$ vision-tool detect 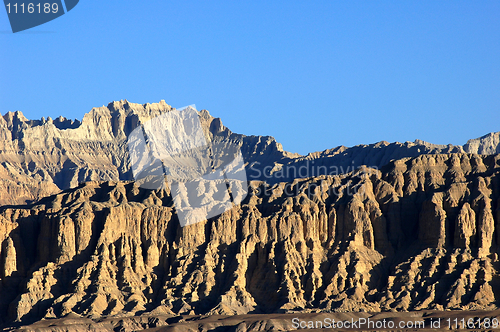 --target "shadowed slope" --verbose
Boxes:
[0,153,499,326]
